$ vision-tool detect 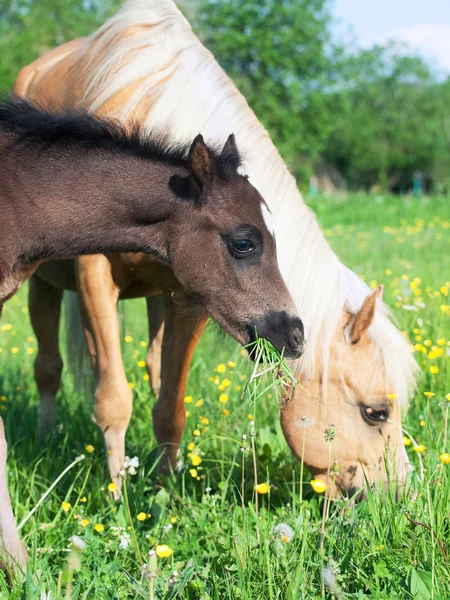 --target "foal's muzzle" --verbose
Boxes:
[247,312,305,359]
